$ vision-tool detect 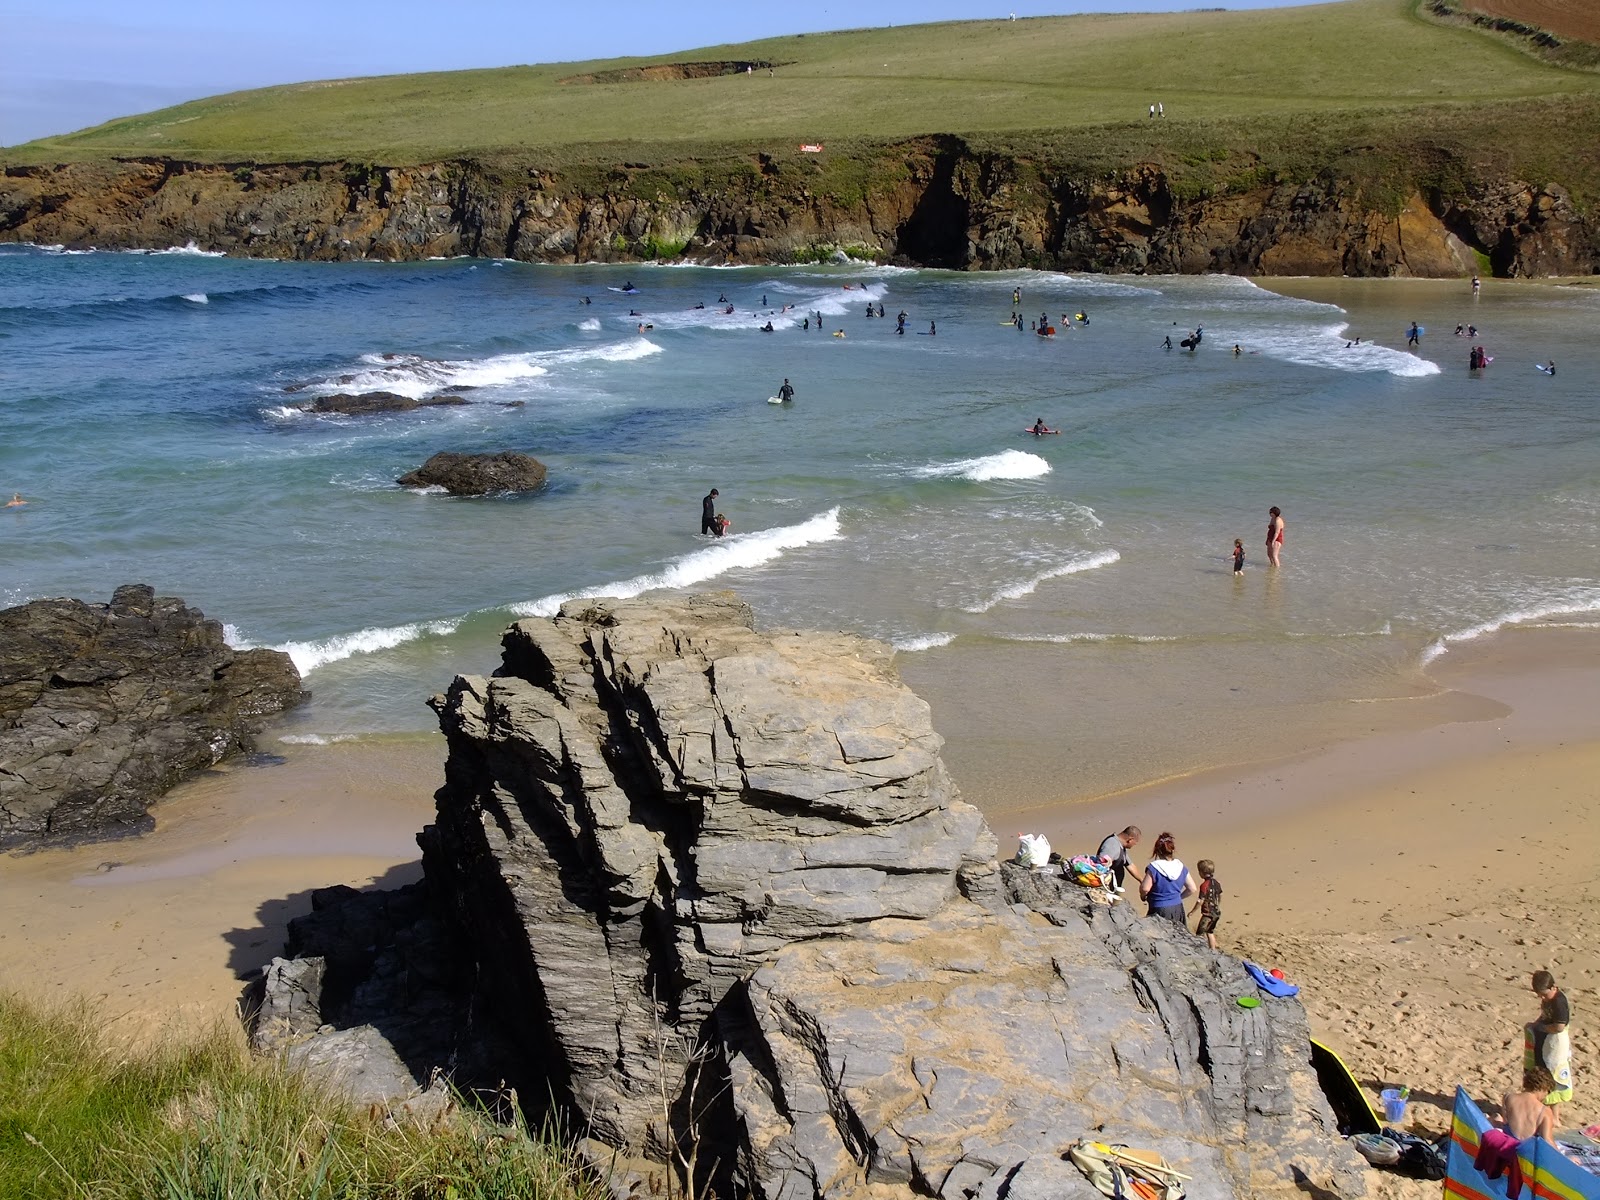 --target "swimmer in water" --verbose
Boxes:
[6,493,25,507]
[1233,344,1242,356]
[1163,335,1173,350]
